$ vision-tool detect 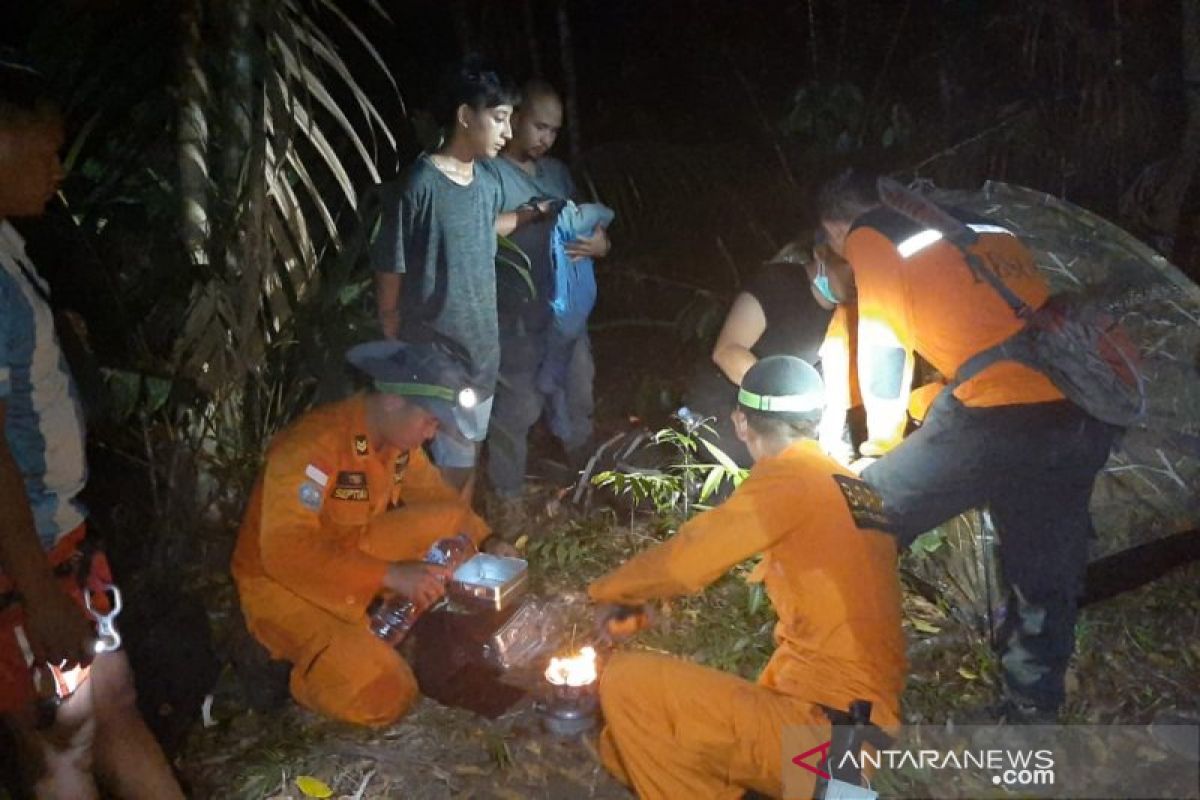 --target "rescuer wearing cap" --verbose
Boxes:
[816,170,1117,721]
[231,338,513,726]
[588,356,906,800]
